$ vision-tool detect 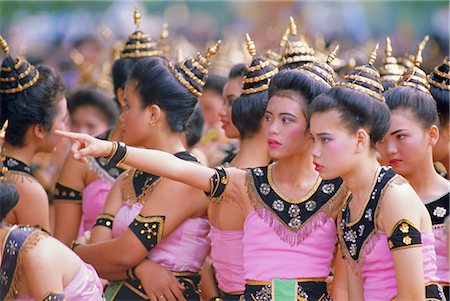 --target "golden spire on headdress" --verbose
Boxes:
[0,35,9,54]
[335,42,385,102]
[414,35,429,68]
[380,37,405,85]
[327,45,339,64]
[134,4,141,27]
[246,33,256,57]
[206,40,221,61]
[300,45,339,88]
[160,23,169,40]
[394,35,430,94]
[289,16,297,36]
[279,27,290,51]
[368,43,379,66]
